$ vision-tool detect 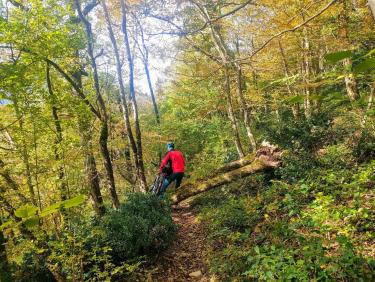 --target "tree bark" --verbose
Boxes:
[0,159,28,203]
[78,117,105,216]
[342,0,359,101]
[361,81,374,127]
[302,26,312,118]
[171,155,280,204]
[135,17,160,124]
[224,66,245,158]
[102,0,144,191]
[206,5,253,156]
[75,0,120,208]
[278,40,300,119]
[46,63,68,201]
[13,102,36,205]
[235,62,257,152]
[72,65,106,216]
[120,0,148,192]
[369,0,375,20]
